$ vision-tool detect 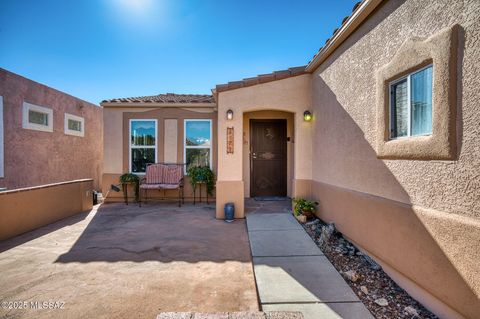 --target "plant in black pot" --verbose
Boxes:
[119,173,140,203]
[187,166,215,196]
[292,198,319,219]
